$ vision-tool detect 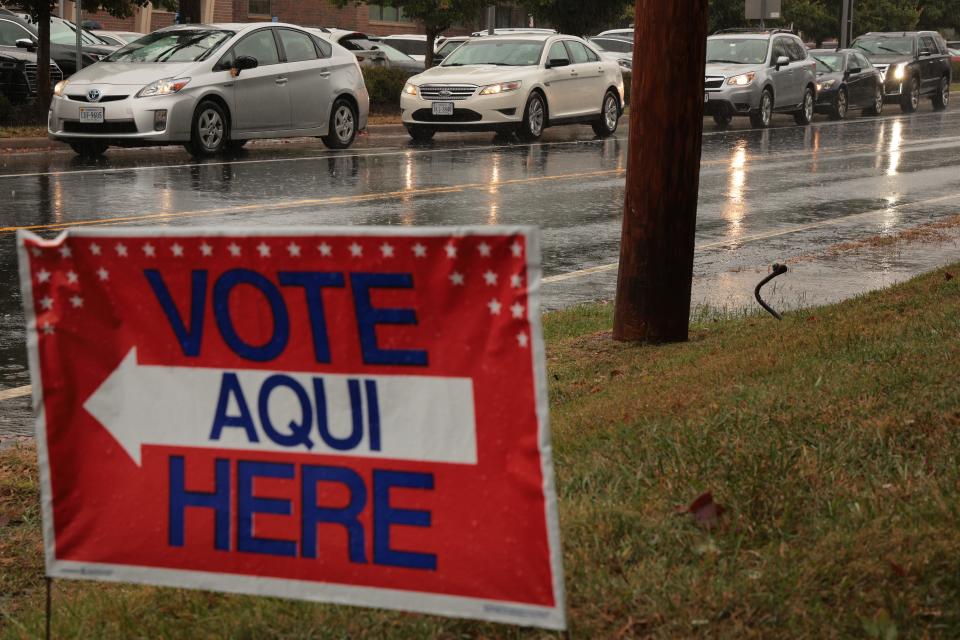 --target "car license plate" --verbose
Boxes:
[431,102,454,116]
[704,93,709,103]
[79,107,104,123]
